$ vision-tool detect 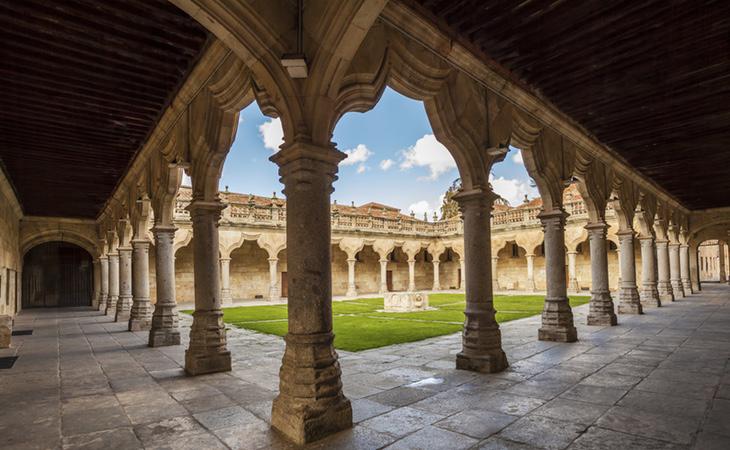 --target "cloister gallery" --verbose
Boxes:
[1,1,730,449]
